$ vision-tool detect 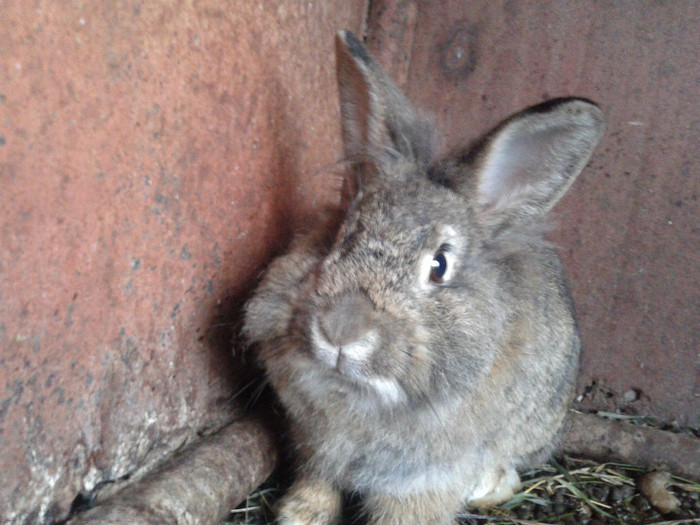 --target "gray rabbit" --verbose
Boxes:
[244,30,604,525]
